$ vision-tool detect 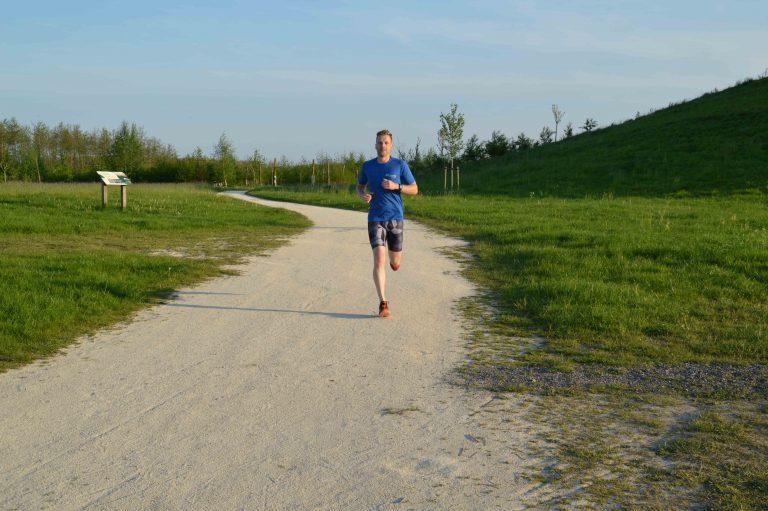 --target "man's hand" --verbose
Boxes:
[357,184,373,204]
[381,178,399,190]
